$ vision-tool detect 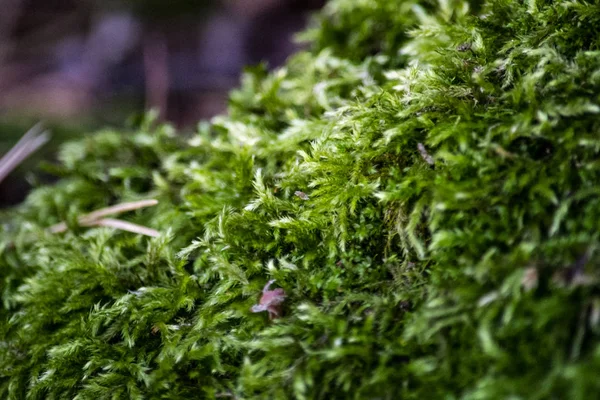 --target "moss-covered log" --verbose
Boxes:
[3,0,600,398]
